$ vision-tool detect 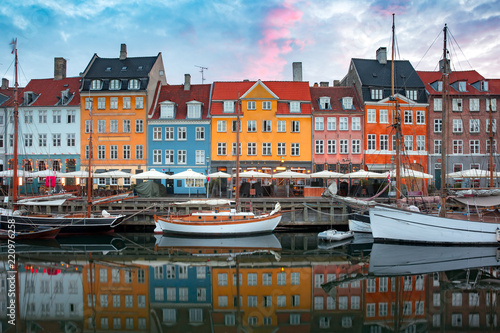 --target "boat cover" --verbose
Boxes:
[452,195,500,207]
